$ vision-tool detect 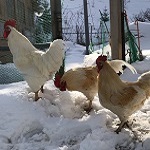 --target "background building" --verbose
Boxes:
[0,0,34,63]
